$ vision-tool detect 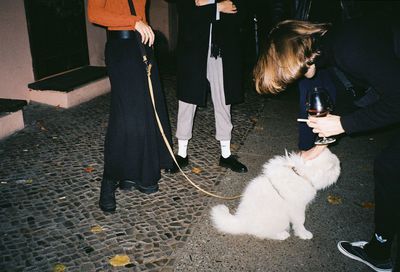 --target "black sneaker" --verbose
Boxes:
[337,241,393,272]
[164,155,189,174]
[219,155,248,173]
